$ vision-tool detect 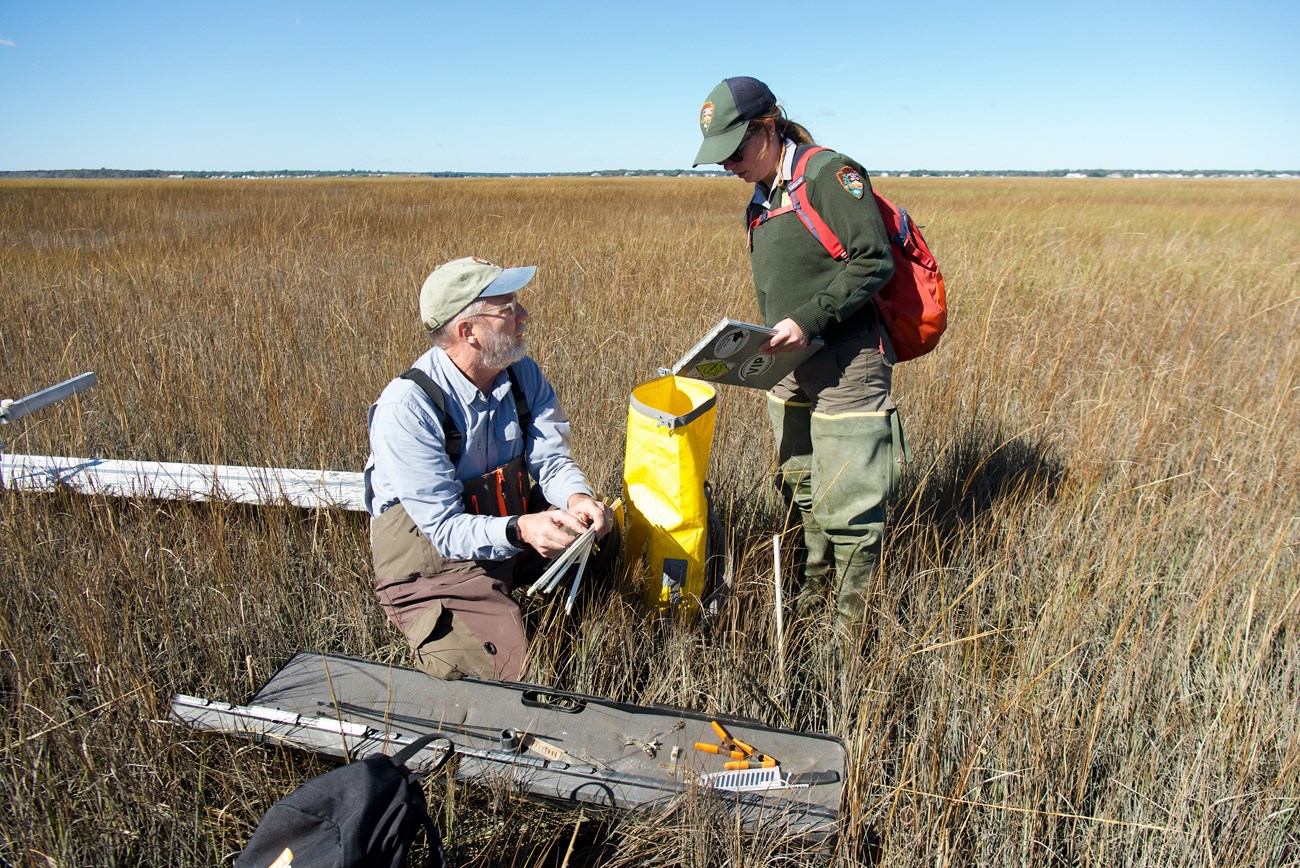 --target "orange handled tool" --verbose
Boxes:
[723,756,779,770]
[695,720,779,770]
[693,741,748,760]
